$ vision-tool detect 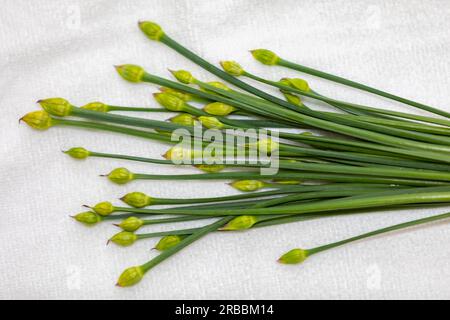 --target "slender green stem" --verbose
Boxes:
[108,106,172,112]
